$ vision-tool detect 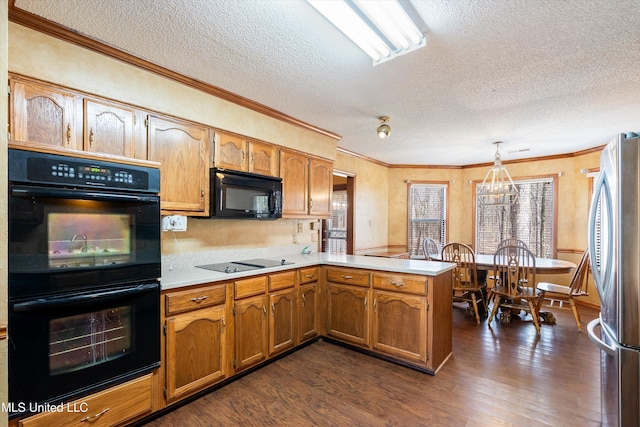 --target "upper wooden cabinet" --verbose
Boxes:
[147,115,209,216]
[84,98,136,158]
[309,158,333,217]
[280,149,332,218]
[215,131,279,177]
[9,76,79,149]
